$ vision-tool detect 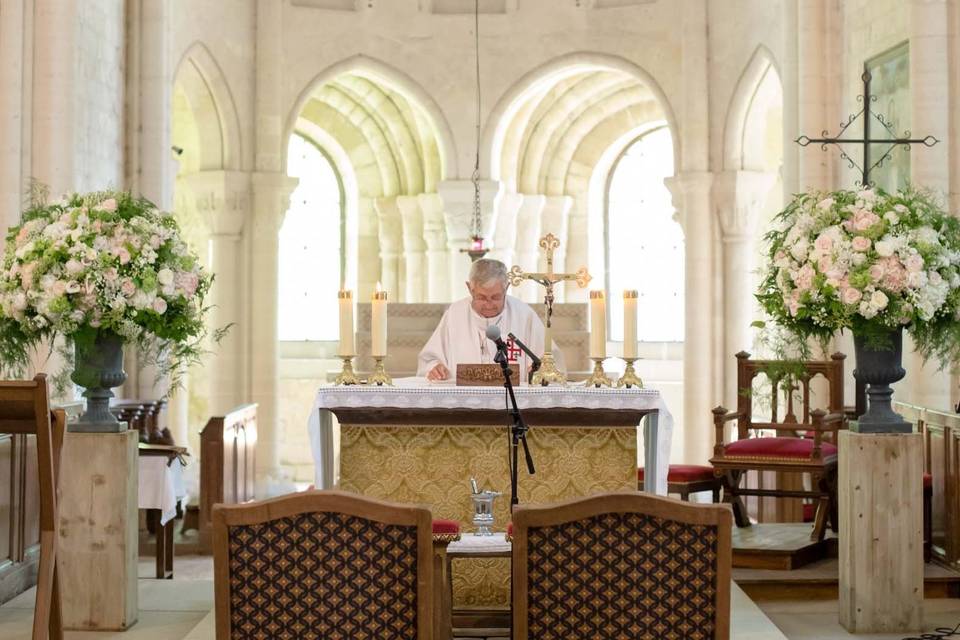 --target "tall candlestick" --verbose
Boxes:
[371,284,388,358]
[338,290,355,357]
[623,290,638,359]
[589,290,606,359]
